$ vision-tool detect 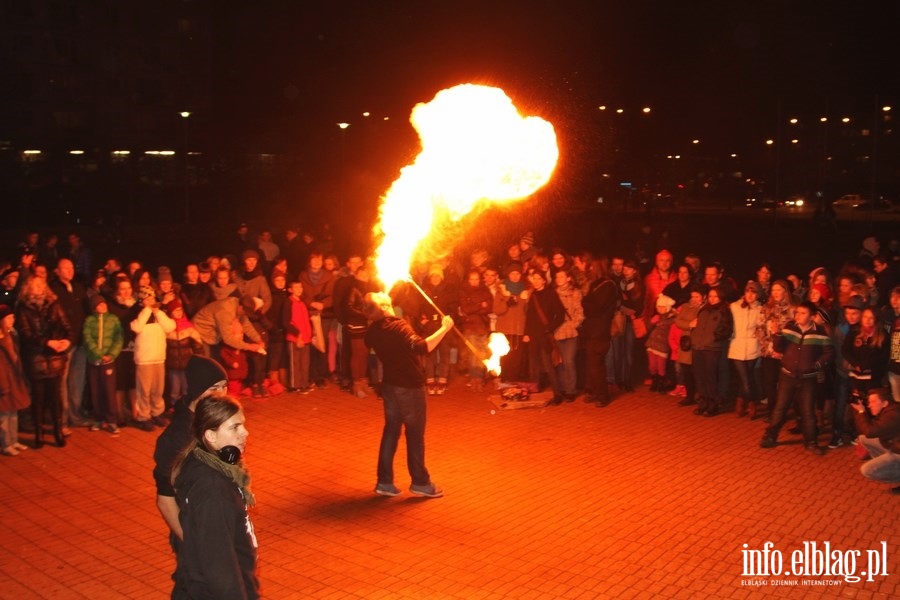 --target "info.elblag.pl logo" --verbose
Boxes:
[741,541,889,586]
